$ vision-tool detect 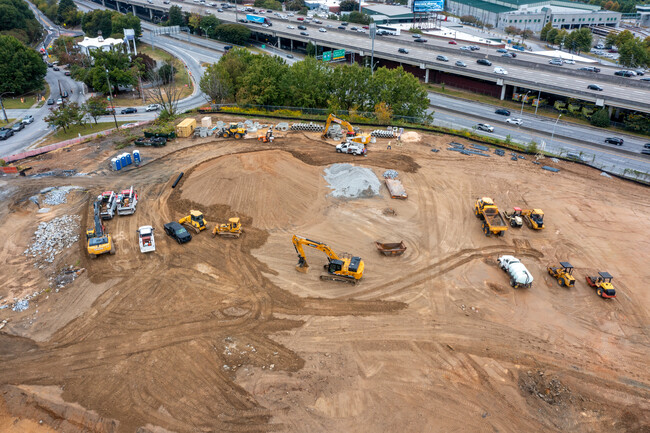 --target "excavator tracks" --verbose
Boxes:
[319,275,358,284]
